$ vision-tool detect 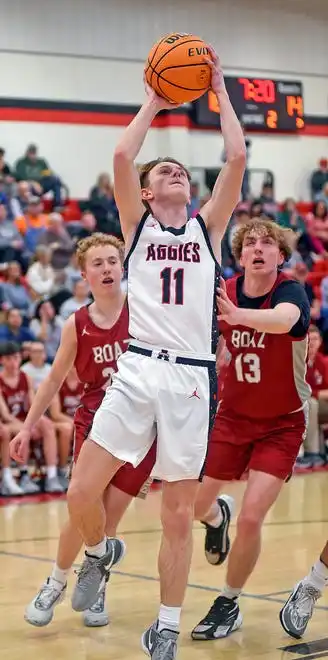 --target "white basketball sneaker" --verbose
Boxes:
[25,577,67,626]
